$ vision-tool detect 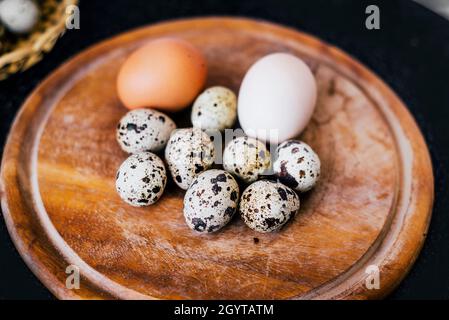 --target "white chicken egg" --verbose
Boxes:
[116,108,176,154]
[0,0,39,34]
[238,53,317,144]
[239,180,300,233]
[183,169,239,233]
[191,86,237,131]
[165,128,215,190]
[273,140,321,192]
[223,136,271,183]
